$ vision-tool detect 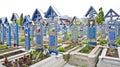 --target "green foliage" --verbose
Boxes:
[96,7,105,24]
[97,31,102,36]
[20,13,23,26]
[30,37,33,41]
[0,45,10,50]
[58,46,65,52]
[44,45,48,49]
[19,37,25,42]
[83,39,88,44]
[80,44,92,53]
[117,36,120,46]
[67,33,72,38]
[82,64,87,67]
[19,37,33,42]
[100,39,108,45]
